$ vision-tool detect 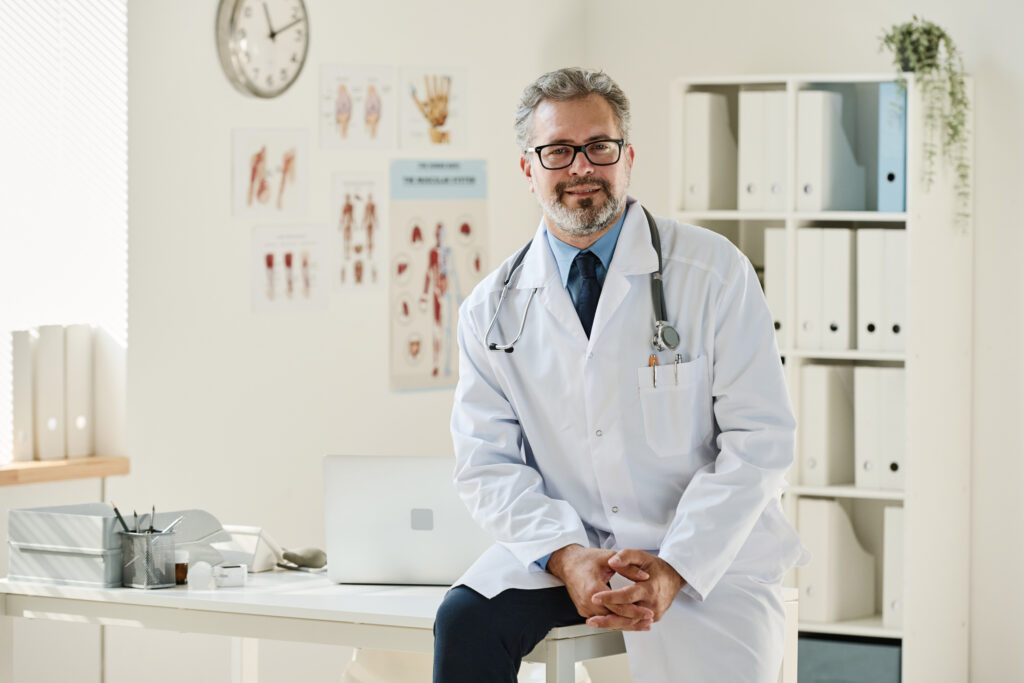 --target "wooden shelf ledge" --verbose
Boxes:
[0,455,130,487]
